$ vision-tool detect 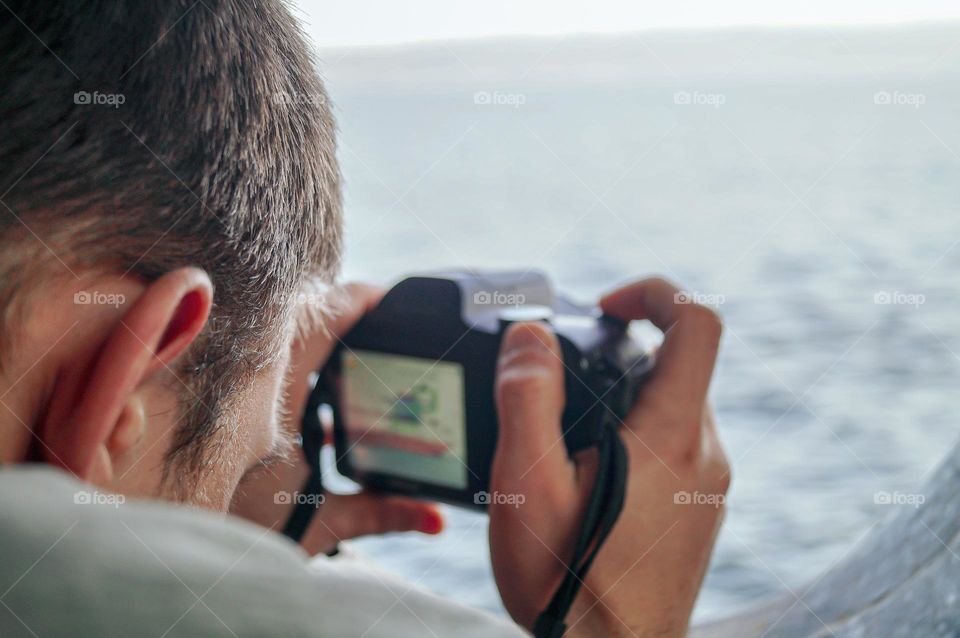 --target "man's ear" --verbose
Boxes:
[40,267,213,483]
